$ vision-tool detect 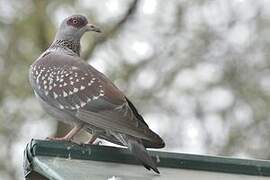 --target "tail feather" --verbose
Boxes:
[111,132,160,174]
[128,137,160,174]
